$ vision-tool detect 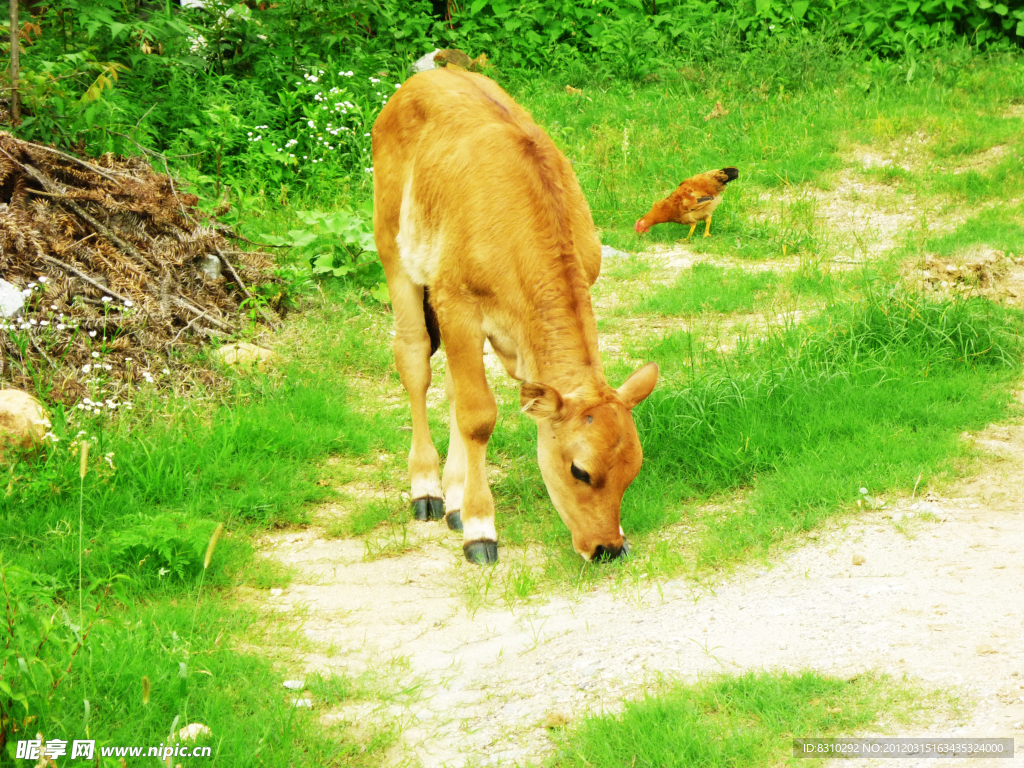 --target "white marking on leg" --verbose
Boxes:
[443,482,464,512]
[462,516,497,542]
[411,474,443,500]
